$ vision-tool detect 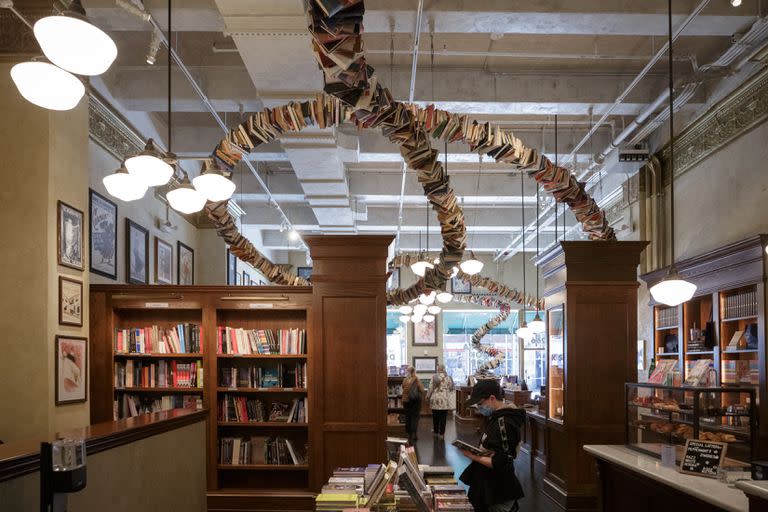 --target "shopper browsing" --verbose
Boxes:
[401,366,424,443]
[458,379,525,512]
[426,364,456,438]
